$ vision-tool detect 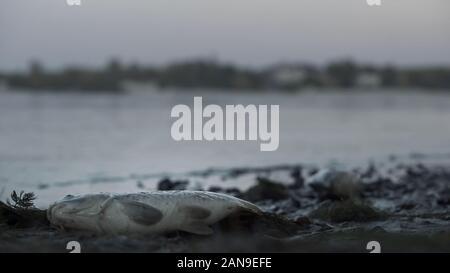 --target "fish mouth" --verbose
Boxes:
[47,200,105,223]
[47,203,86,229]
